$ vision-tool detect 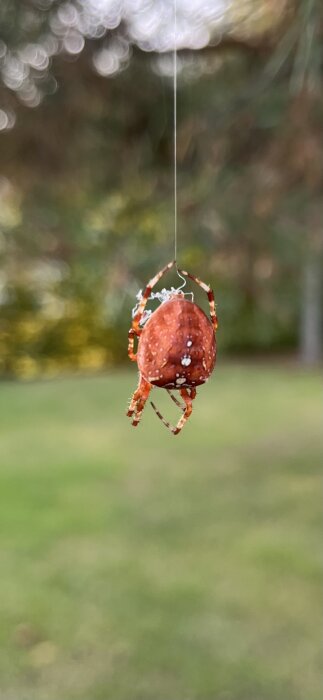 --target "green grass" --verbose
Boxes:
[0,364,321,700]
